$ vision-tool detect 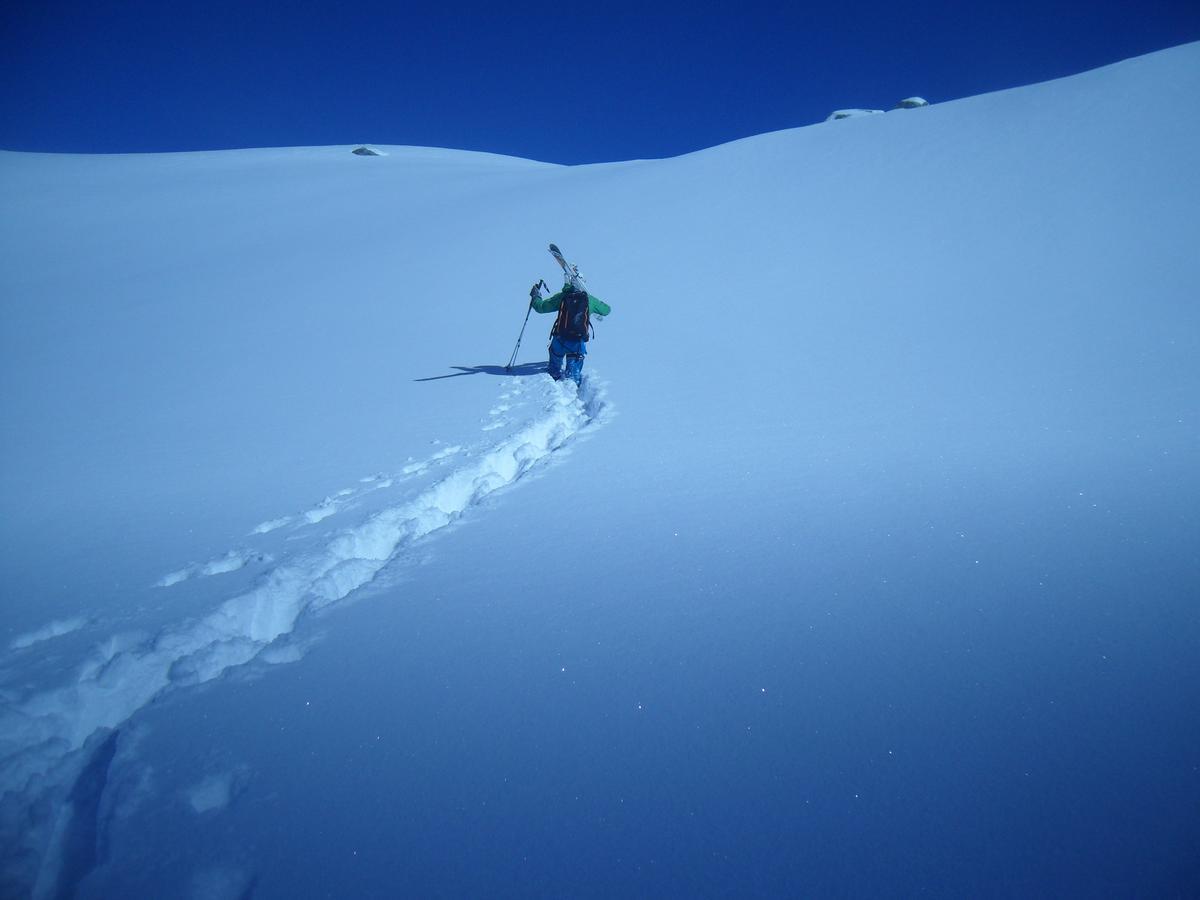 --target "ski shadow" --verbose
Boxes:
[414,362,547,382]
